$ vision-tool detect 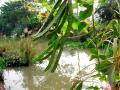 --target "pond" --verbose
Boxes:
[3,48,103,90]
